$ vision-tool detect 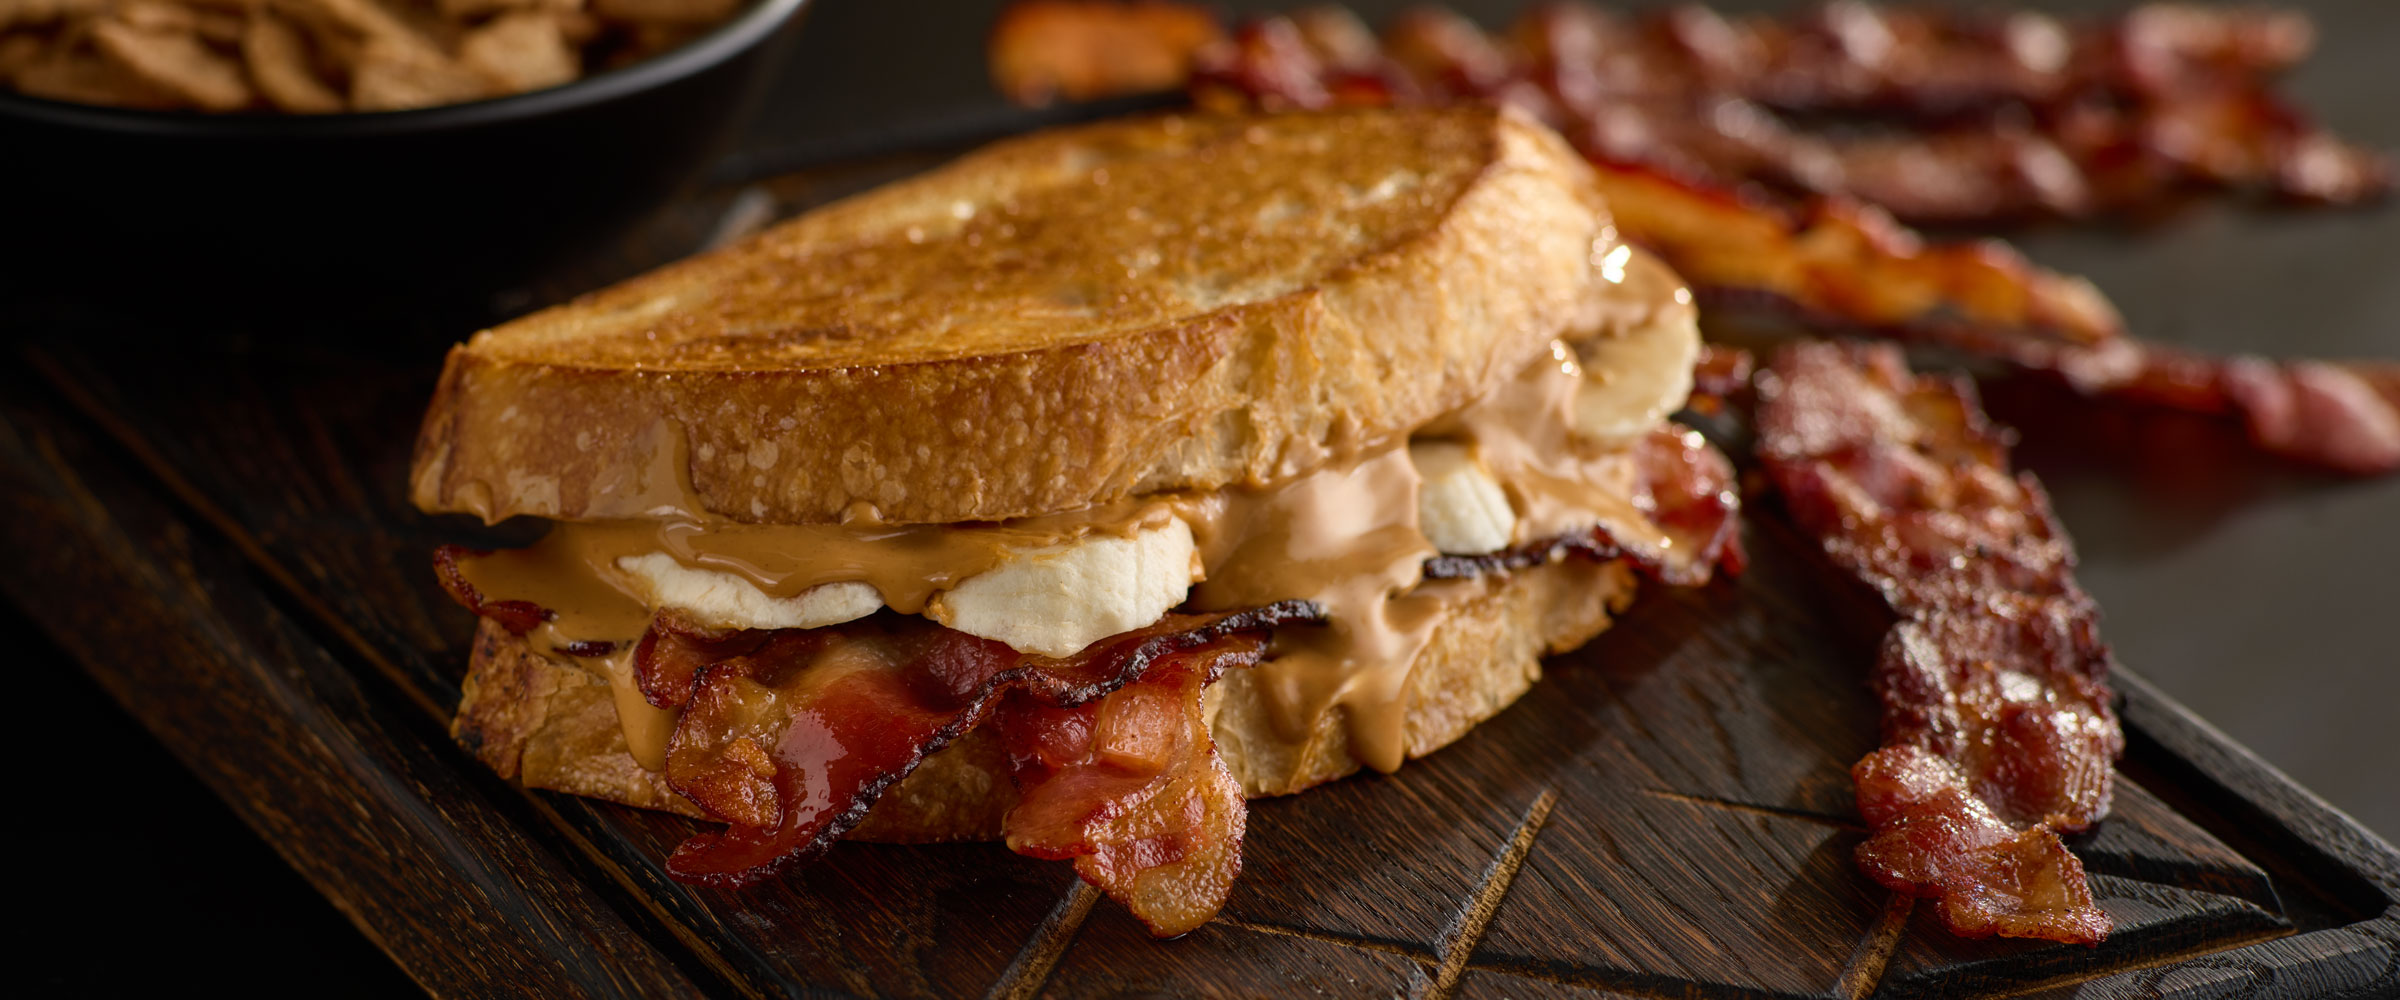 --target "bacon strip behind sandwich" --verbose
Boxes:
[1756,341,2121,944]
[1168,2,2389,221]
[1185,9,2127,349]
[2066,345,2400,476]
